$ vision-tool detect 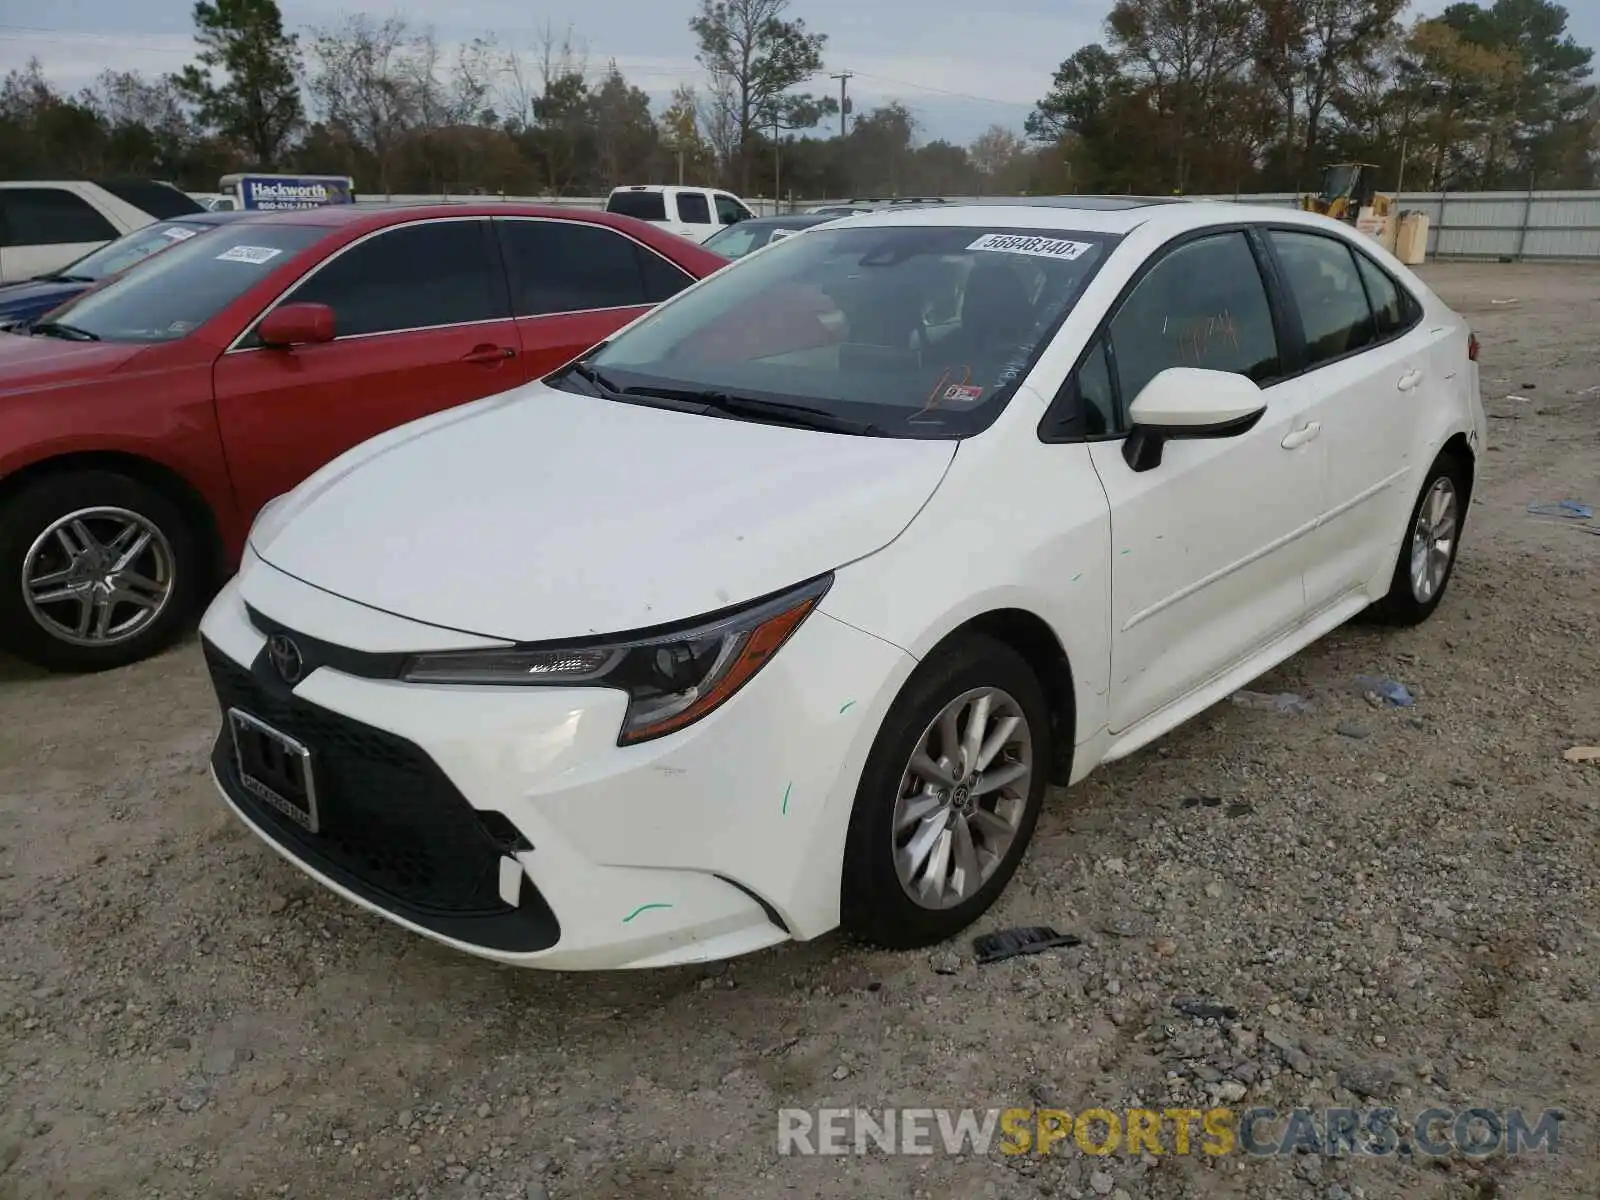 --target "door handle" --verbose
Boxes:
[1281,421,1321,450]
[462,345,516,364]
[1397,368,1423,392]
